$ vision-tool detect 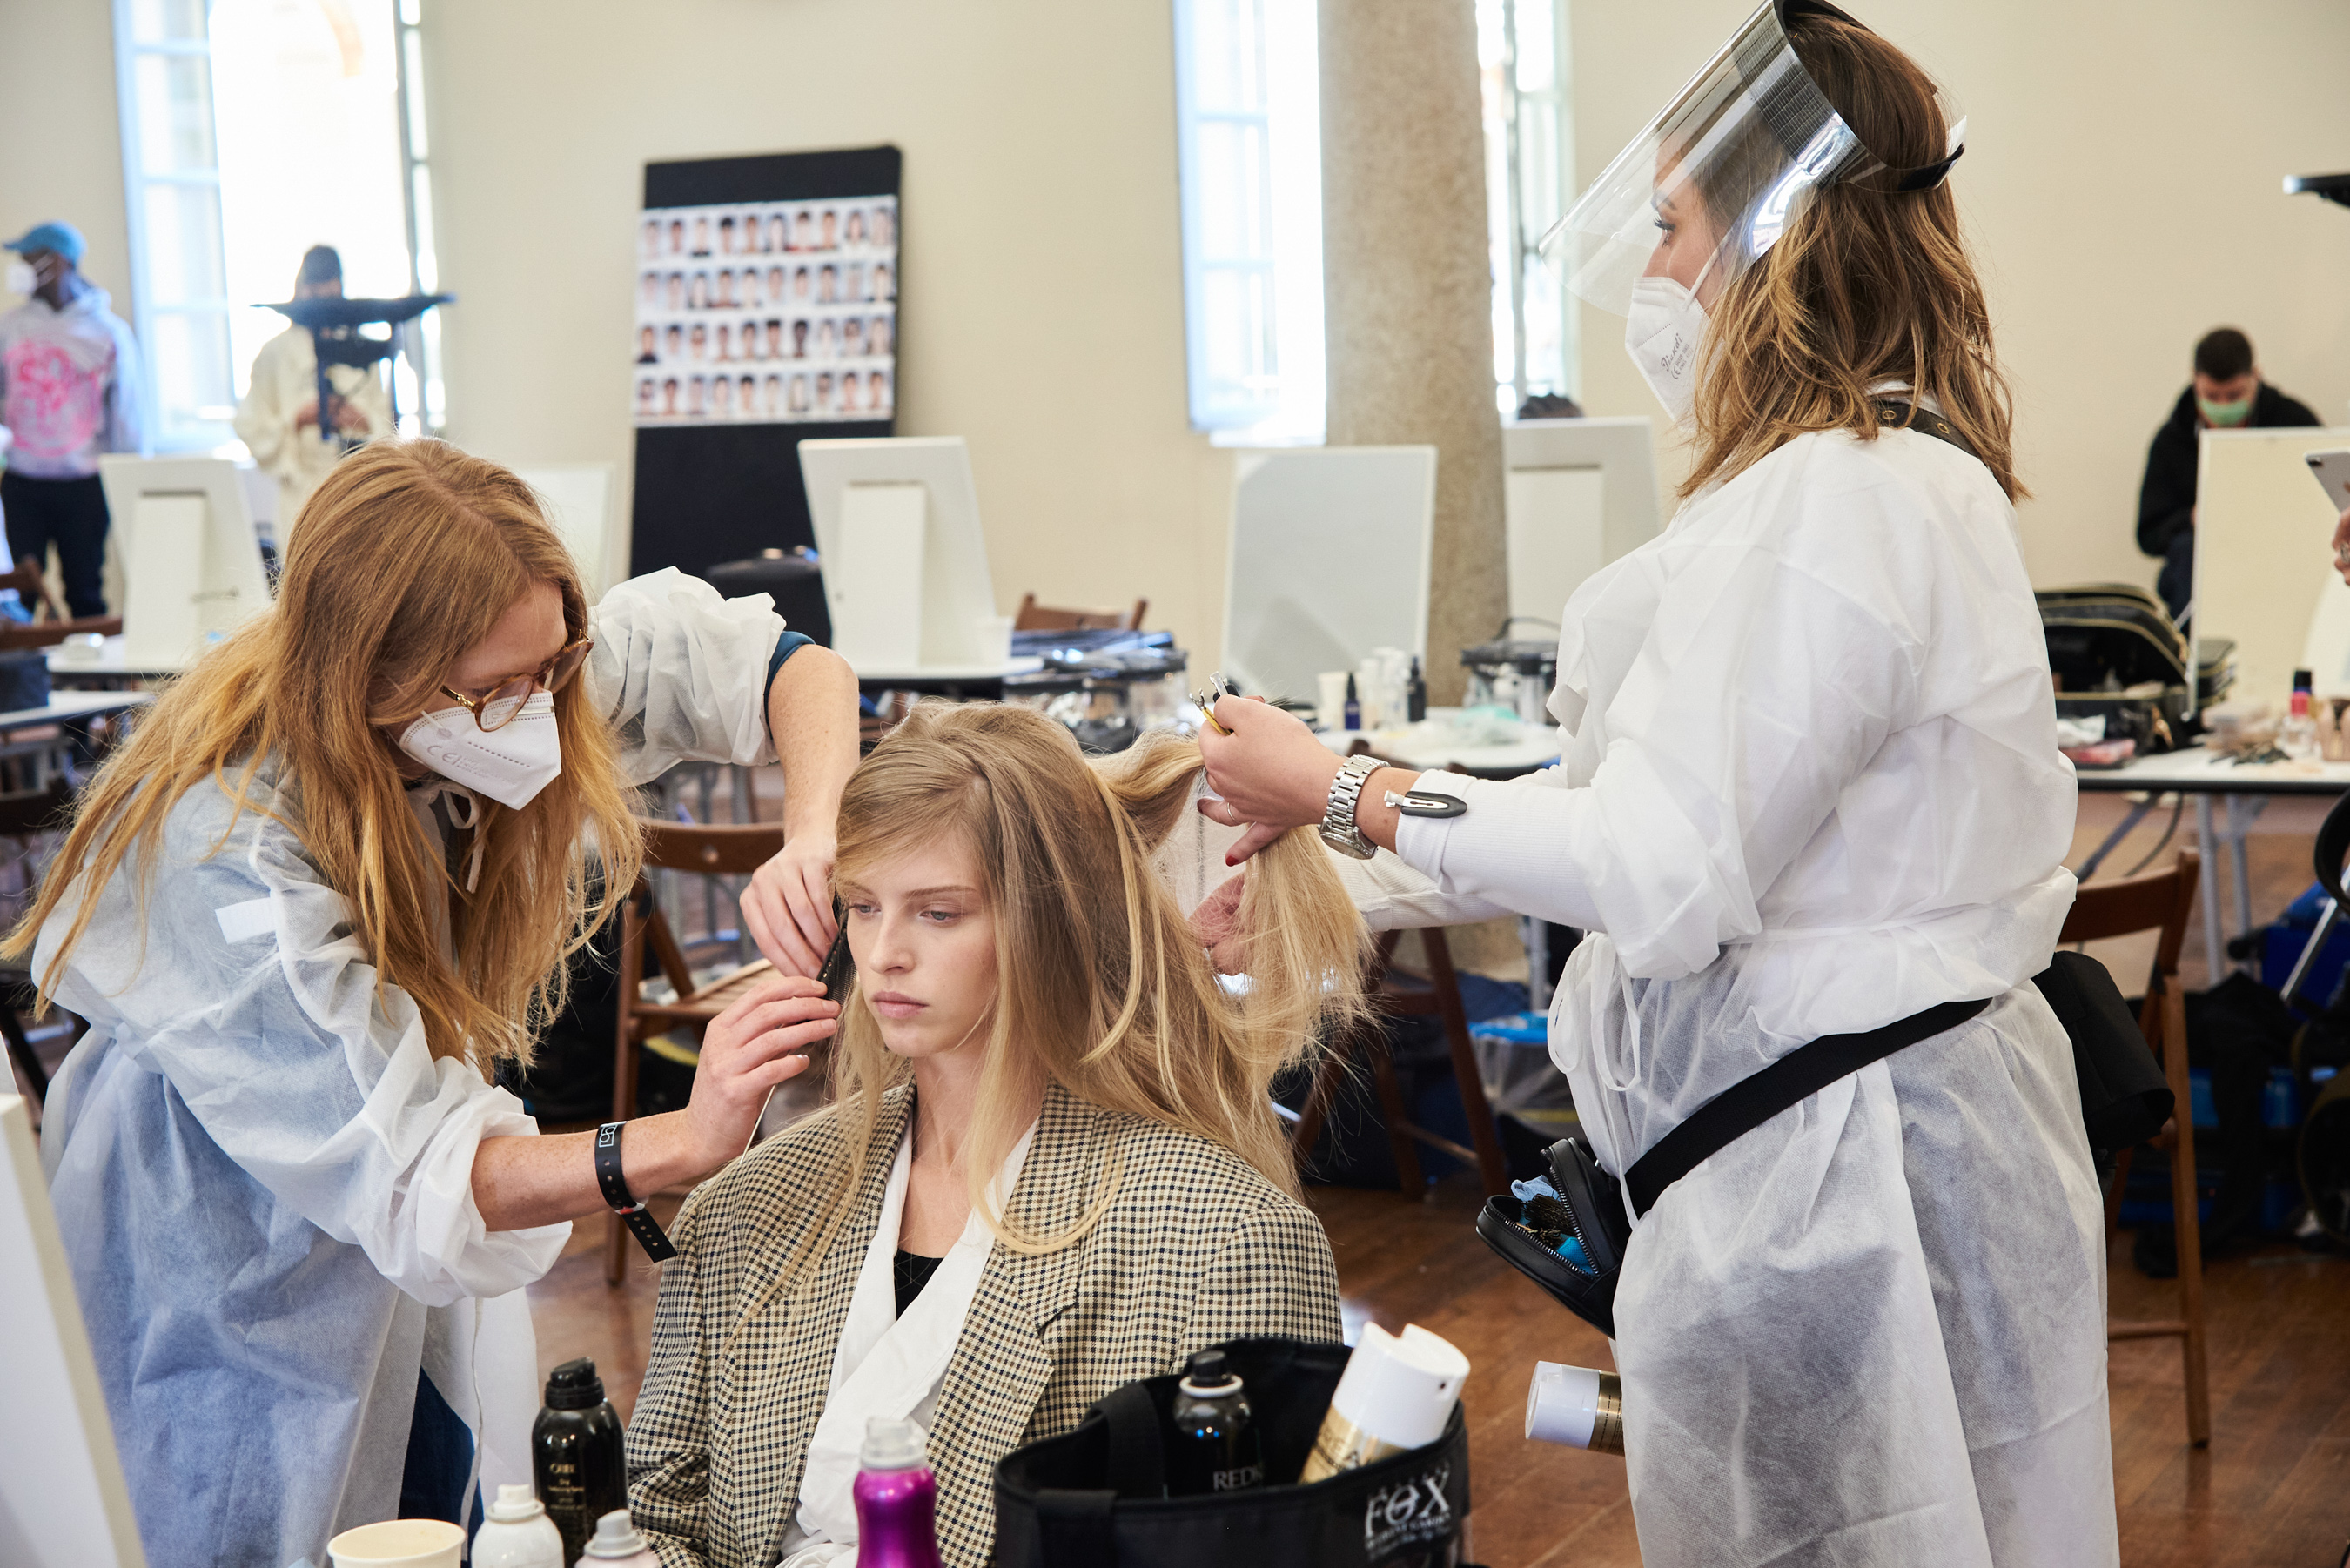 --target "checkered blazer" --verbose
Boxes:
[627,1082,1343,1568]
